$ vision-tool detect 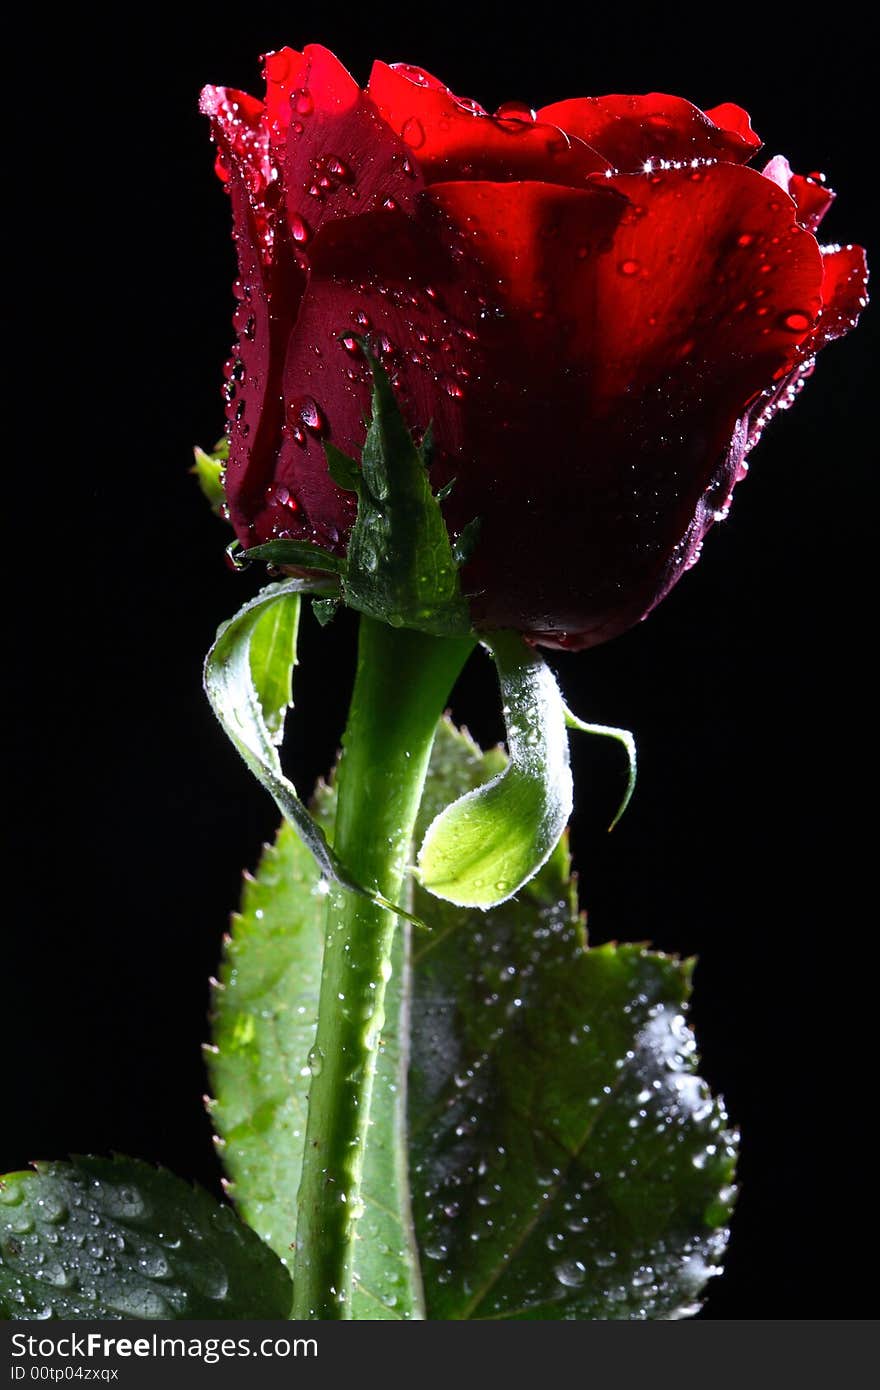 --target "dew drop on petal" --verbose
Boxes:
[290,214,311,245]
[781,310,812,333]
[290,395,327,435]
[401,116,426,149]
